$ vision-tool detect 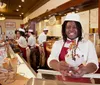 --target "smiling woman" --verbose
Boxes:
[47,13,99,82]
